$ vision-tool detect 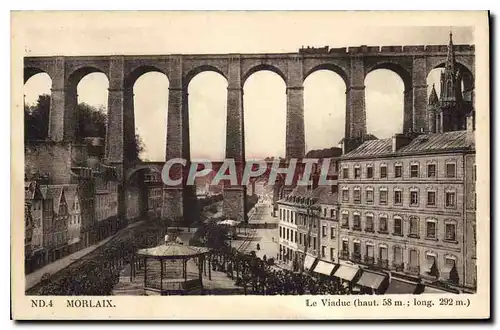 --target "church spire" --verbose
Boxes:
[429,84,439,105]
[439,29,462,102]
[445,29,456,73]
